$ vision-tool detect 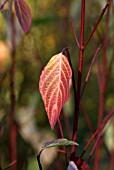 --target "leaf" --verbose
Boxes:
[14,0,32,34]
[43,138,79,149]
[37,138,79,170]
[39,53,72,129]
